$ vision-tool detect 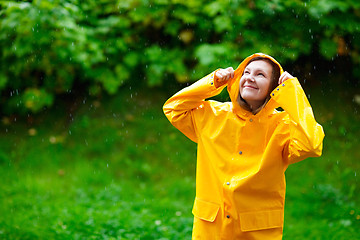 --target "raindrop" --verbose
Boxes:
[107,163,109,168]
[72,42,74,46]
[32,27,34,31]
[69,130,72,135]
